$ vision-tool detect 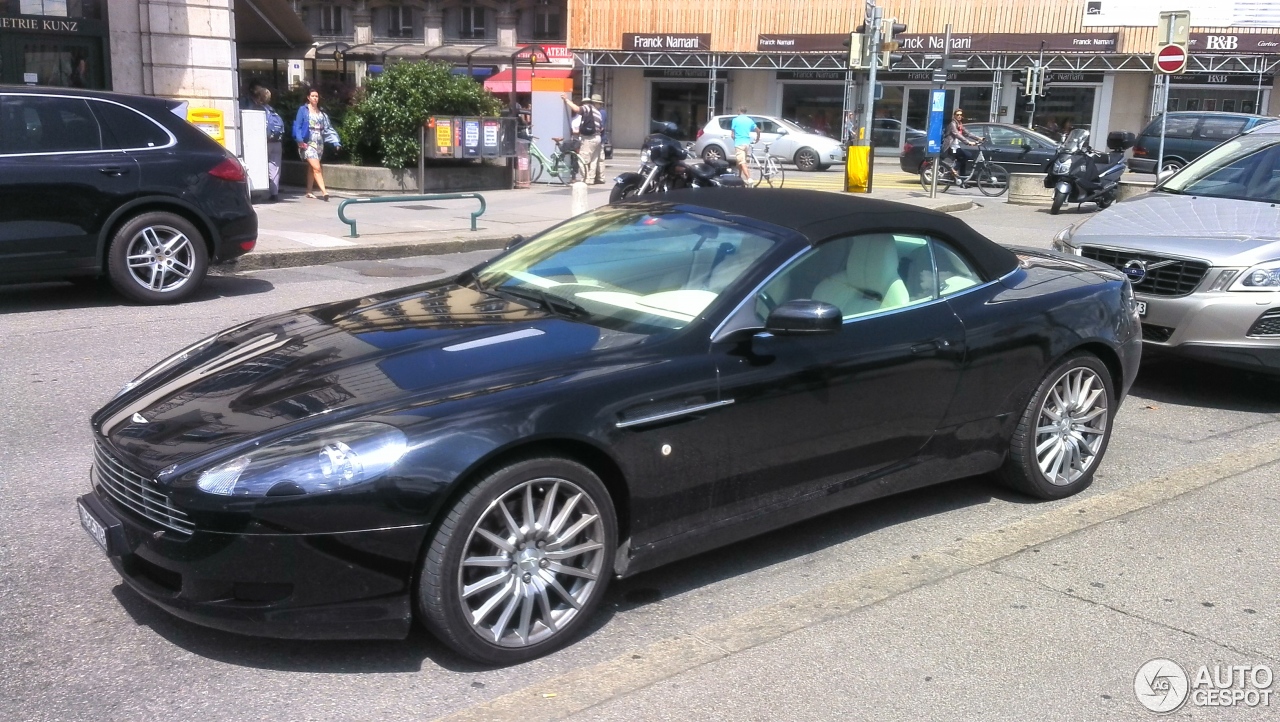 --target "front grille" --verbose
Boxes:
[1247,310,1280,337]
[1079,246,1209,297]
[1141,323,1175,343]
[93,441,193,535]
